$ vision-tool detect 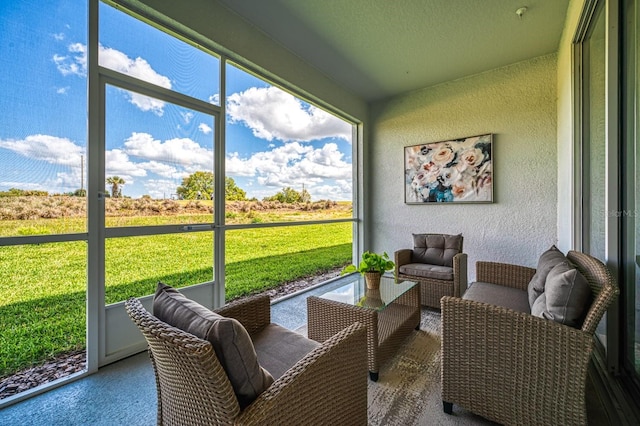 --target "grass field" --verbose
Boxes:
[0,199,352,378]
